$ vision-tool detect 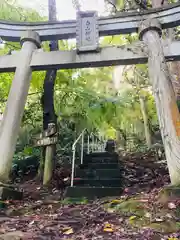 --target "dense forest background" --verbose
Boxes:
[0,0,179,165]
